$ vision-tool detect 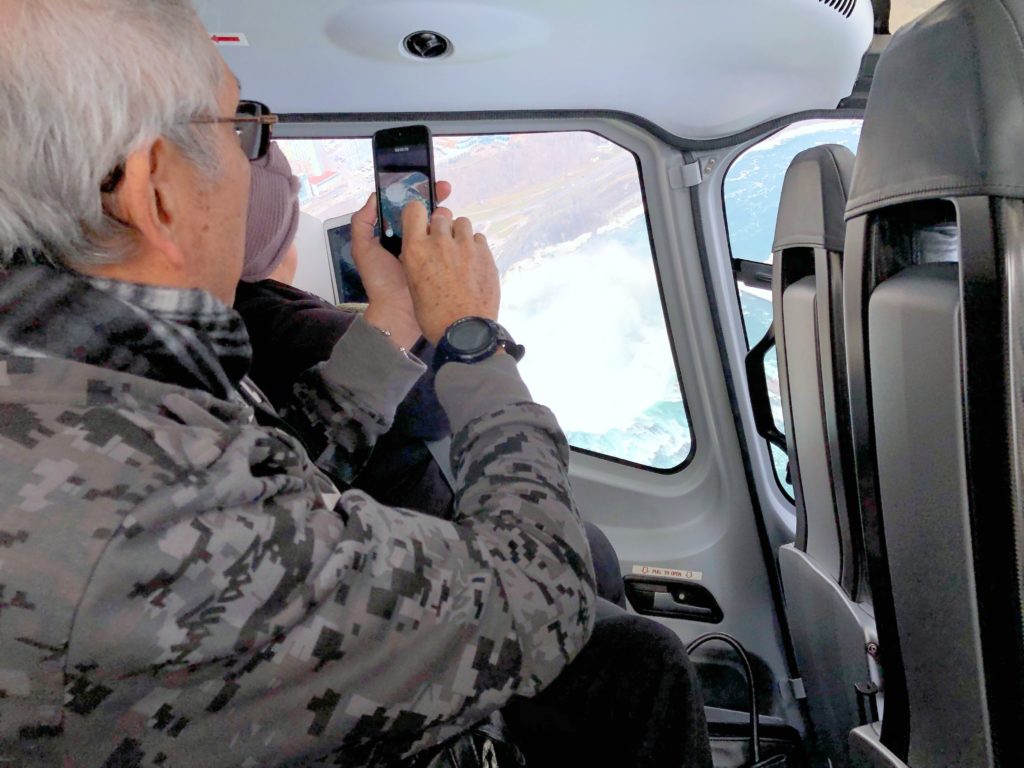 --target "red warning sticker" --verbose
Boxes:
[211,33,249,47]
